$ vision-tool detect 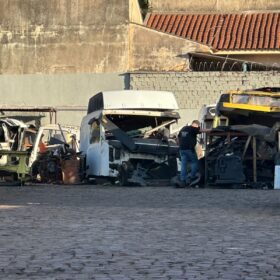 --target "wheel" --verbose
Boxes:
[118,167,129,186]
